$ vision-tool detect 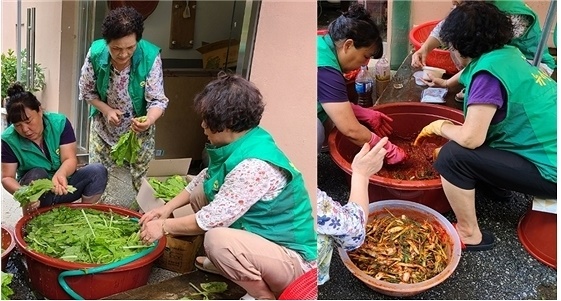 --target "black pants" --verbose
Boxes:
[434,141,556,199]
